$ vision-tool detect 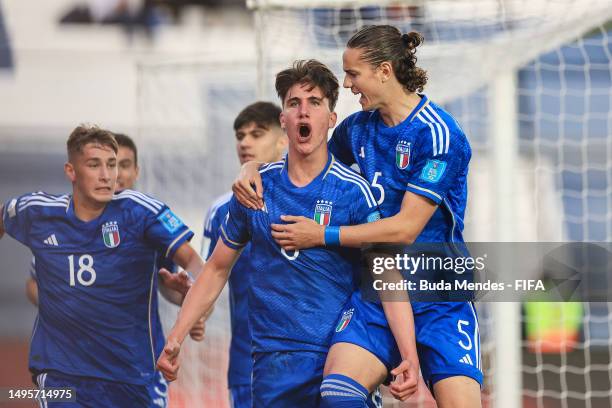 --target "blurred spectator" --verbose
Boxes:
[59,0,246,34]
[0,4,14,70]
